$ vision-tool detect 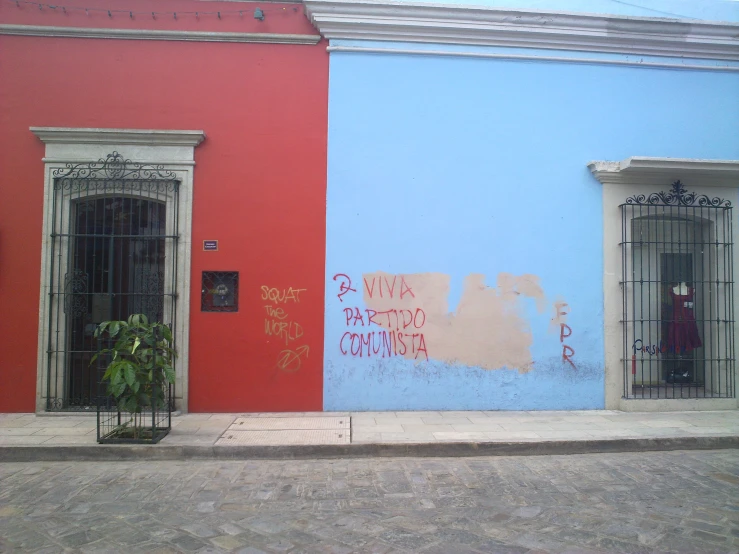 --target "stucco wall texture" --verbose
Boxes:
[0,0,328,412]
[323,46,739,410]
